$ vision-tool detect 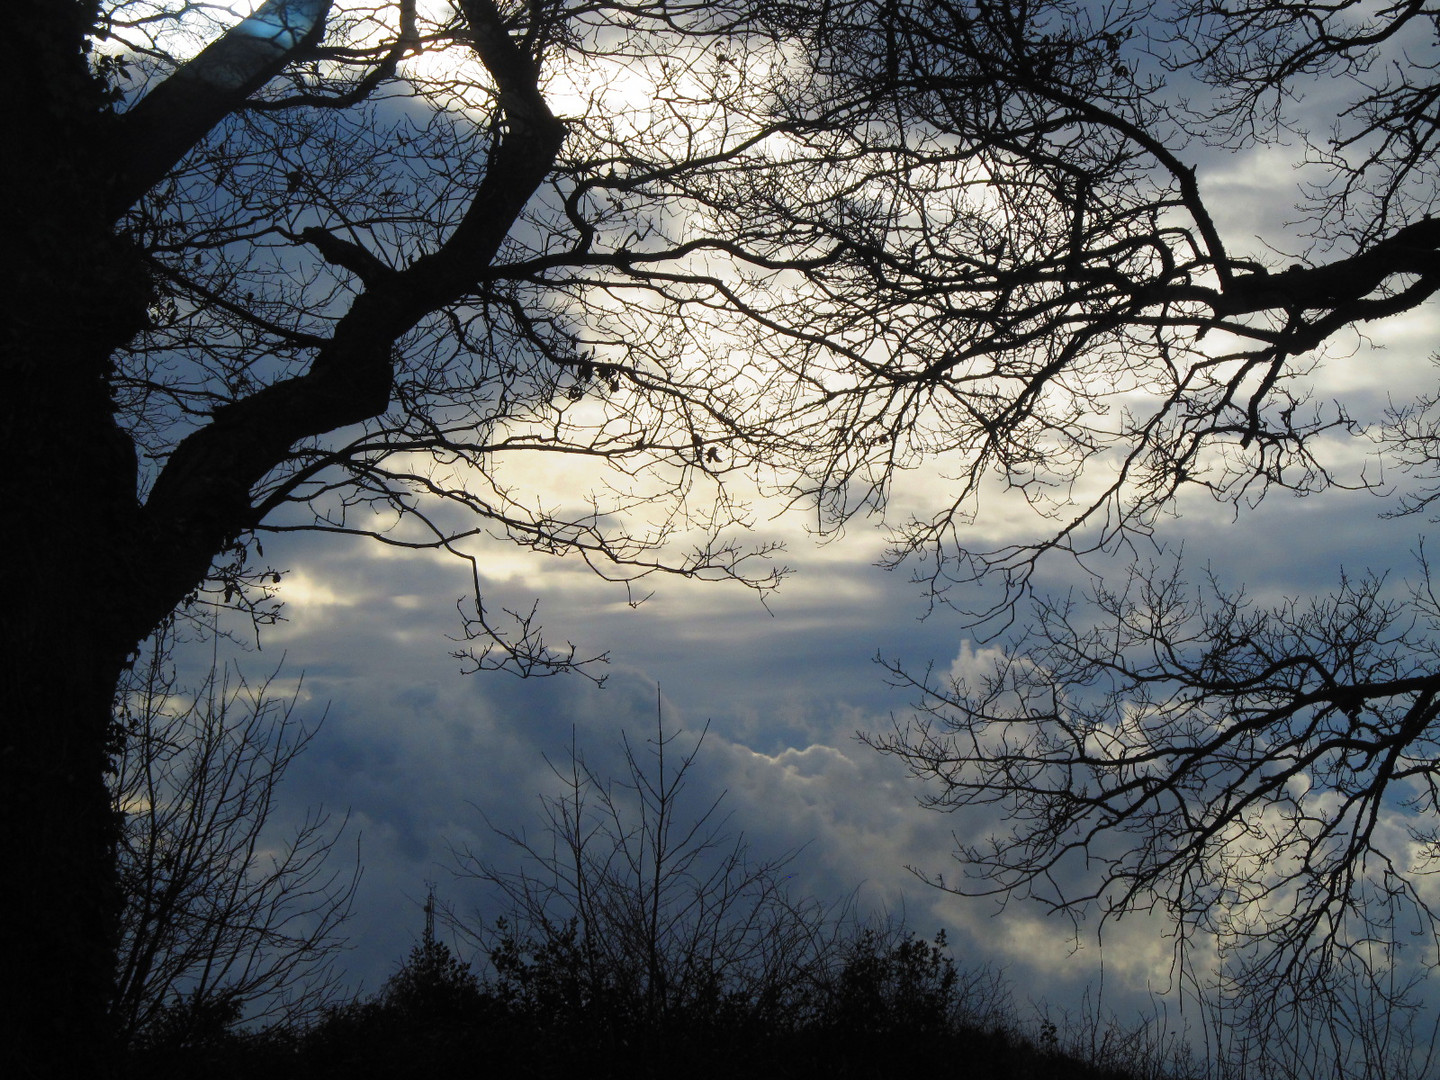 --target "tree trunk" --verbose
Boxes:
[4,7,154,1072]
[2,232,152,1075]
[3,290,153,1075]
[2,642,131,1077]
